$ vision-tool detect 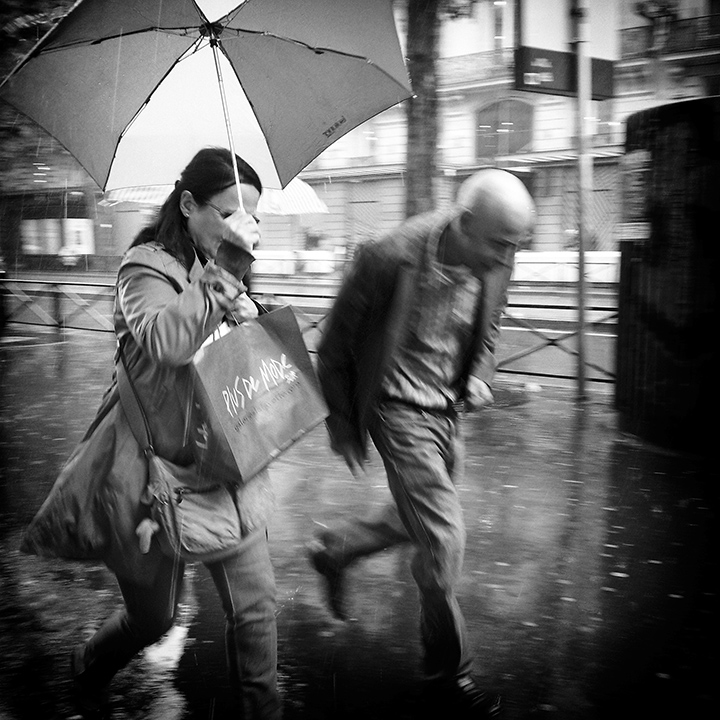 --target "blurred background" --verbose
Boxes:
[0,4,717,719]
[2,0,718,451]
[1,1,718,261]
